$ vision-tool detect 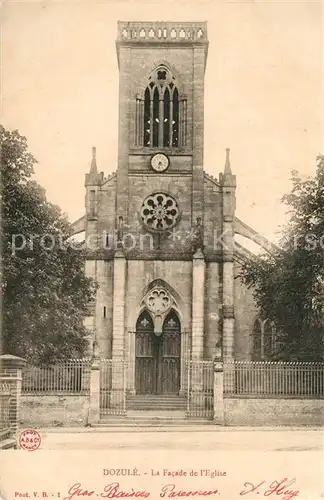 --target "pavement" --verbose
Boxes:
[3,426,323,500]
[27,425,324,451]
